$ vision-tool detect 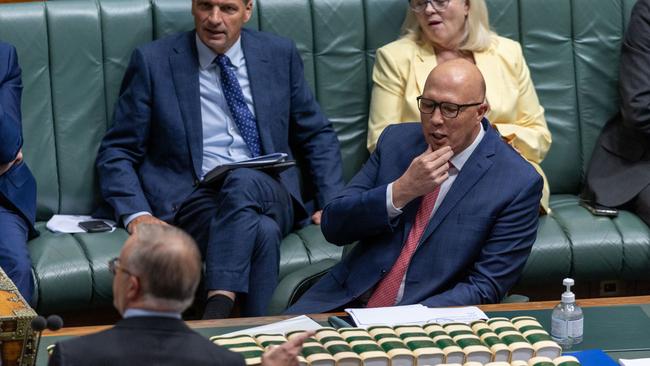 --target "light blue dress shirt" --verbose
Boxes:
[123,308,182,319]
[196,34,256,178]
